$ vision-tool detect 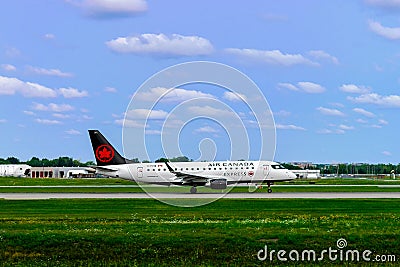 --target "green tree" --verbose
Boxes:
[26,157,41,167]
[6,157,20,164]
[170,156,192,162]
[155,158,169,163]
